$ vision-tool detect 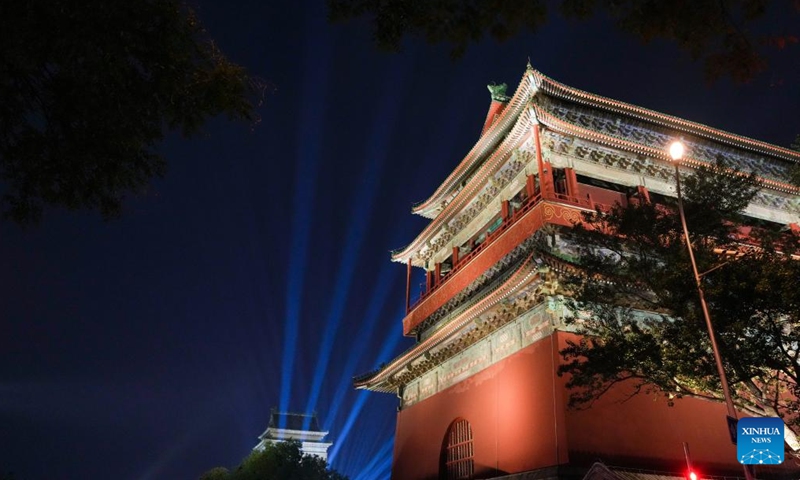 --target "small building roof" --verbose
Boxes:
[268,410,322,432]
